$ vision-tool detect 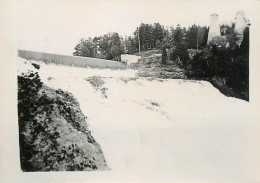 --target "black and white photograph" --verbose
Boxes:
[0,0,260,182]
